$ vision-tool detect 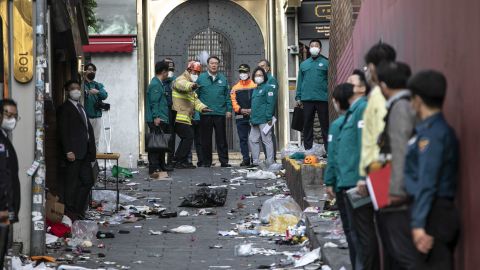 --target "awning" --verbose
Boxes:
[83,36,135,53]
